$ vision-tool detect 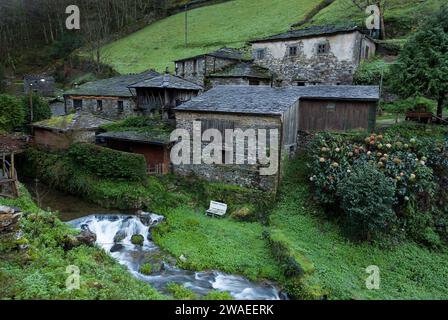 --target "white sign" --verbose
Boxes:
[66,5,80,30]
